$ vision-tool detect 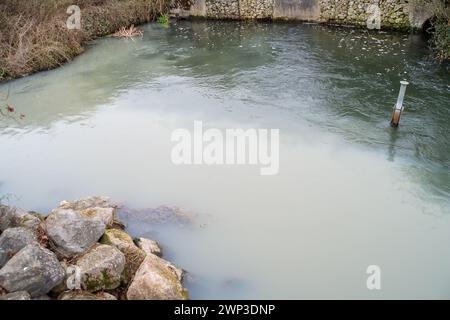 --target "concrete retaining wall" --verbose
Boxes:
[273,0,320,21]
